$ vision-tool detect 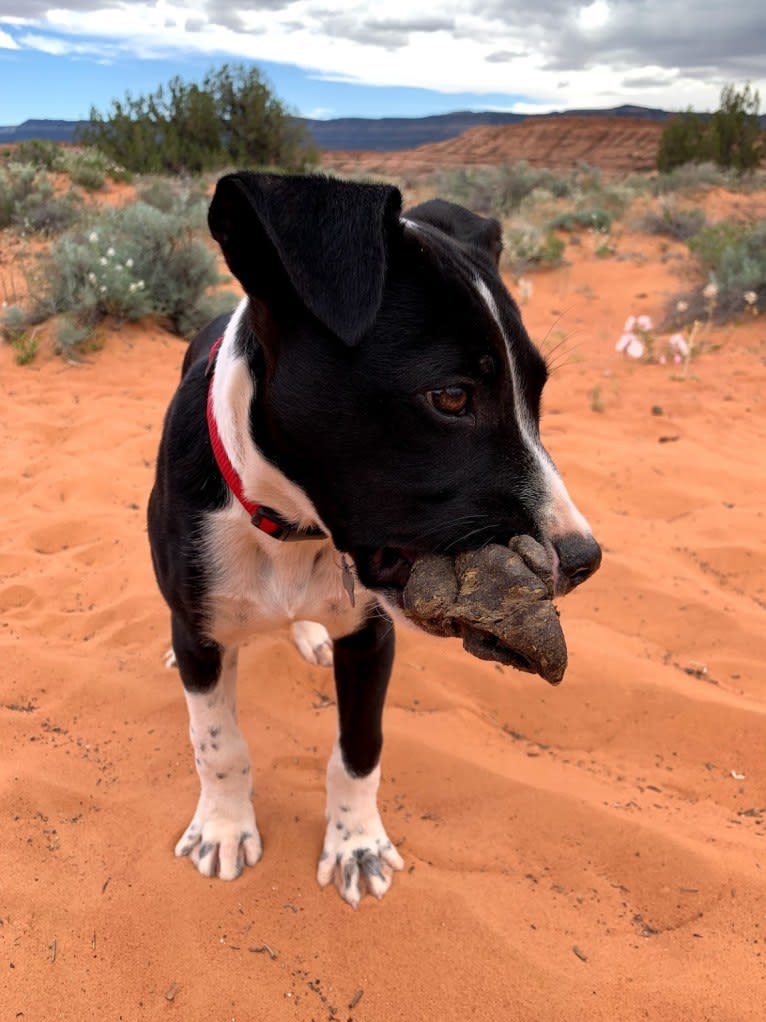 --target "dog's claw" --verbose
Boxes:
[176,811,262,881]
[317,817,403,907]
